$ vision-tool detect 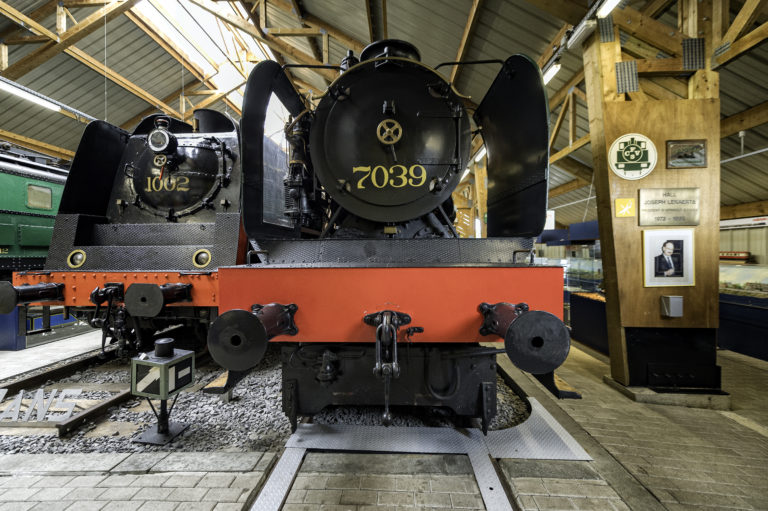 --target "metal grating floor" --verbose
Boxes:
[251,398,590,511]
